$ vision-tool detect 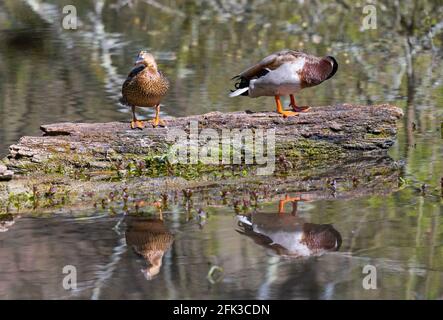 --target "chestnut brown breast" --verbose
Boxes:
[125,218,174,257]
[301,223,342,251]
[122,67,169,108]
[299,57,335,88]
